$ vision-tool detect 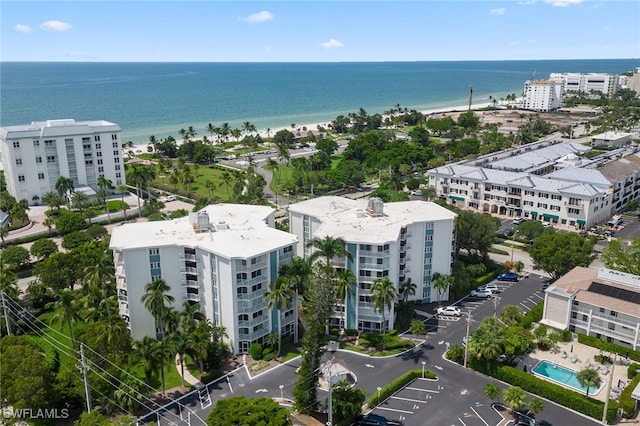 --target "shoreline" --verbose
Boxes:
[131,99,511,150]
